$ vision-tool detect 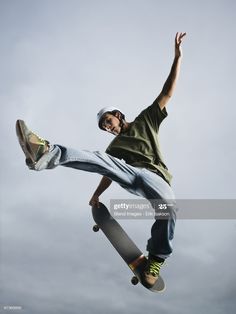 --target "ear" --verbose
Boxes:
[114,111,122,119]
